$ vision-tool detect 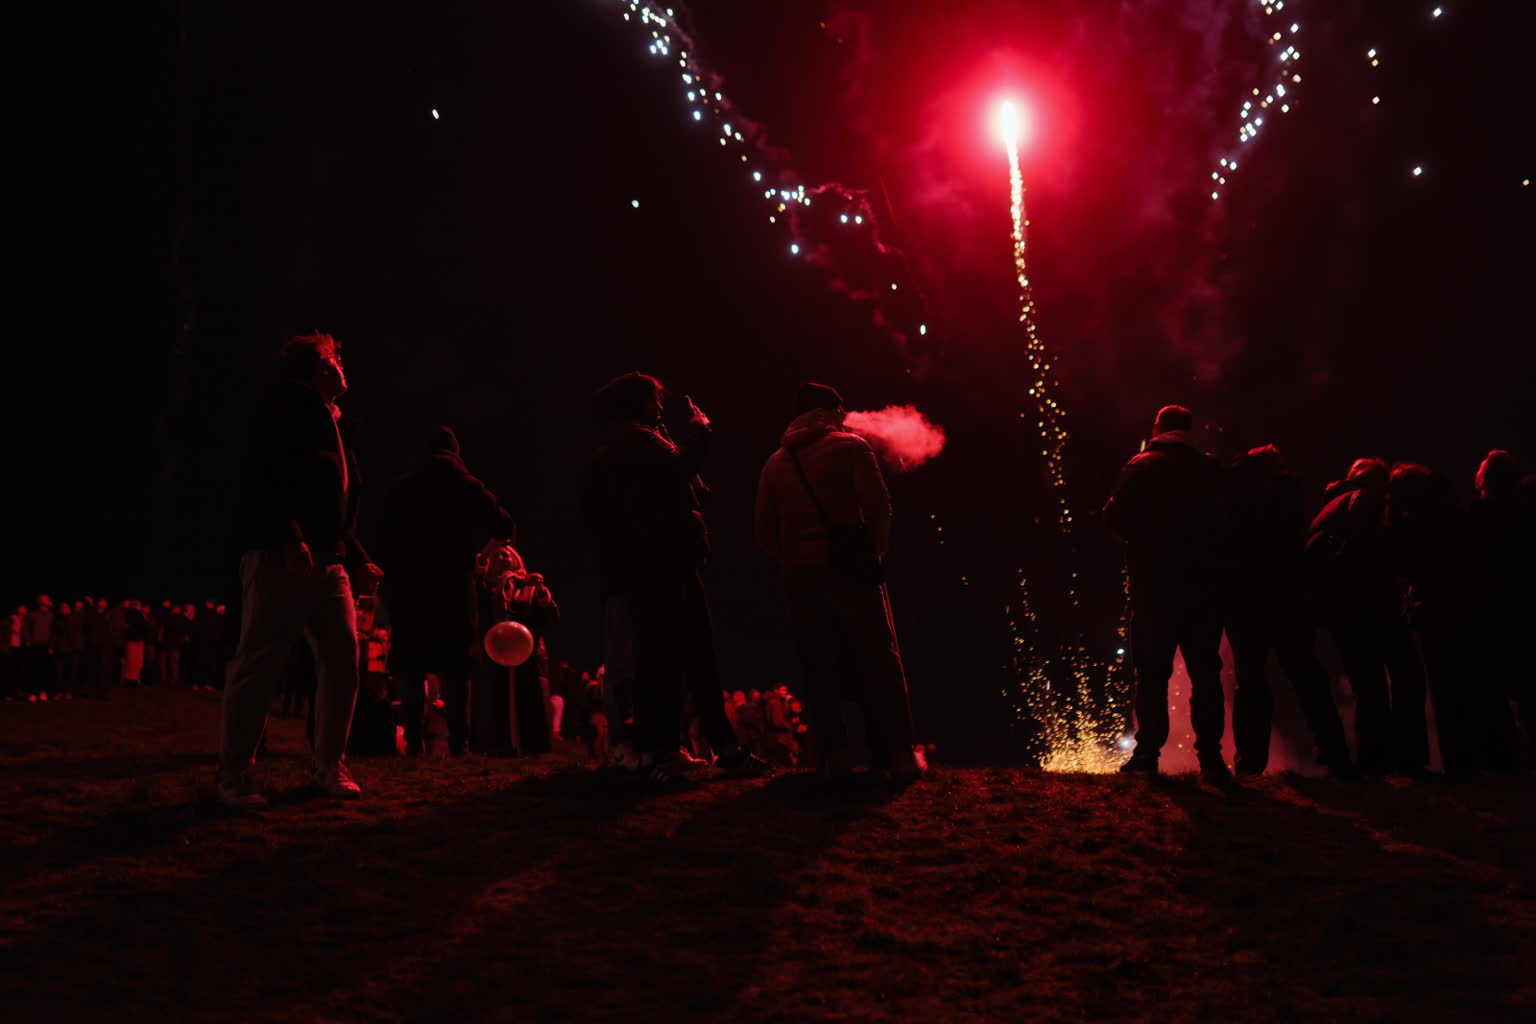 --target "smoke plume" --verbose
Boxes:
[844,404,947,470]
